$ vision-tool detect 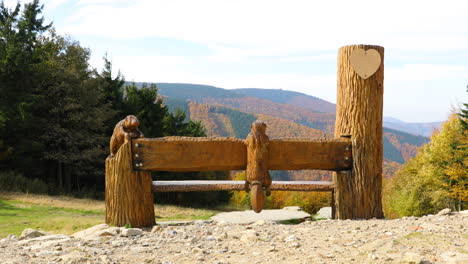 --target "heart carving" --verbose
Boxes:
[349,48,381,79]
